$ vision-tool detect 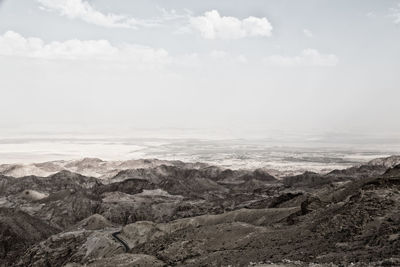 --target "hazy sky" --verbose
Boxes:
[1,0,400,139]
